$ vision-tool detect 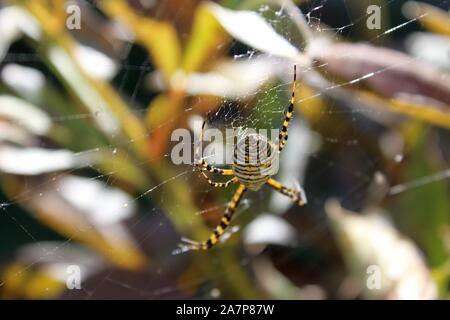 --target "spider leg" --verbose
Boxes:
[196,159,234,175]
[278,65,297,153]
[199,171,238,188]
[195,120,234,175]
[181,184,247,250]
[266,178,306,206]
